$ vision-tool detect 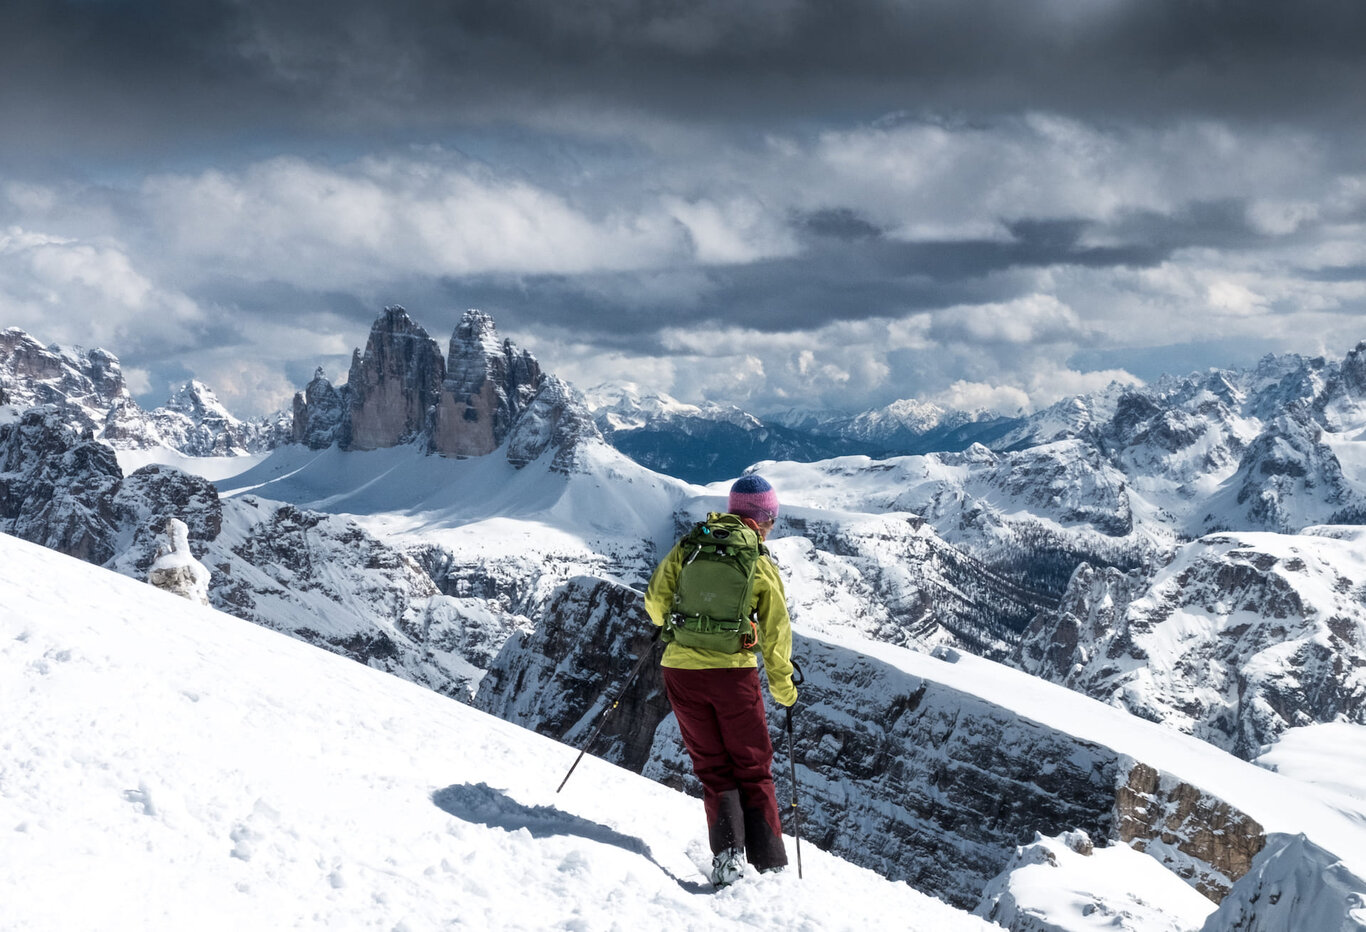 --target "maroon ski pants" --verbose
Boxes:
[662,666,788,871]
